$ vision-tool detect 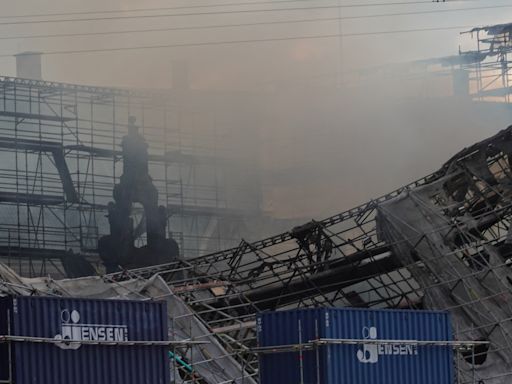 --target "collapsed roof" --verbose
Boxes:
[5,125,512,382]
